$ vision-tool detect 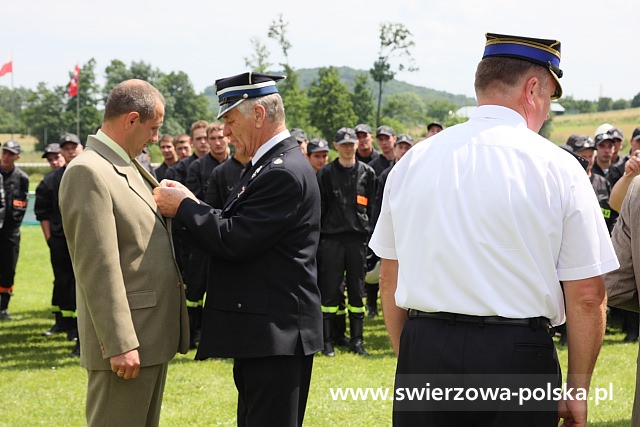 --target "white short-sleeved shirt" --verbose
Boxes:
[369,105,619,325]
